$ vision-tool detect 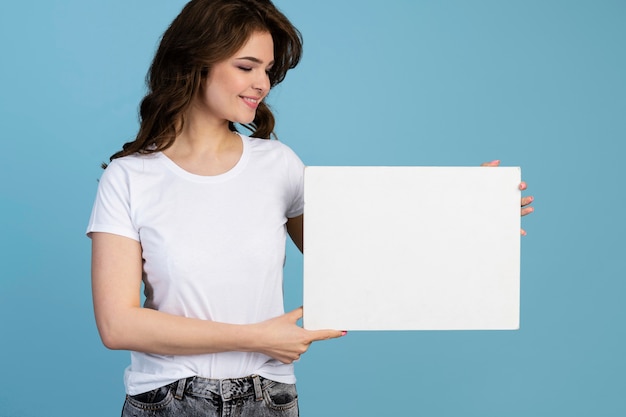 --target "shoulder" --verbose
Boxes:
[244,135,289,150]
[242,135,302,162]
[104,153,162,175]
[106,153,161,171]
[99,153,164,188]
